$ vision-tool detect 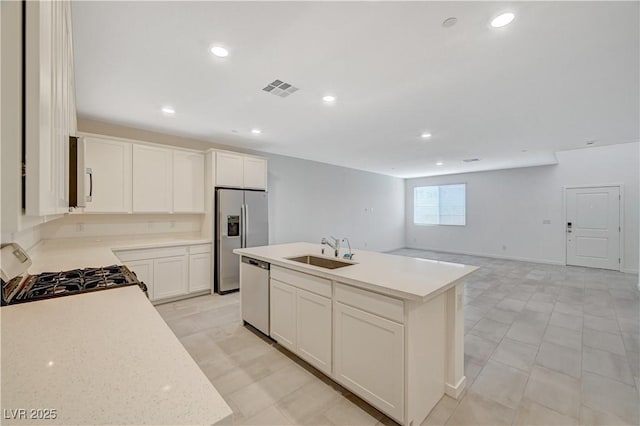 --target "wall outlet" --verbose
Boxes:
[542,219,551,224]
[502,245,507,251]
[76,223,84,232]
[169,220,175,229]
